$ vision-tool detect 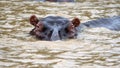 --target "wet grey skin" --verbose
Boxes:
[38,16,73,41]
[81,16,120,31]
[30,15,120,41]
[35,0,75,2]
